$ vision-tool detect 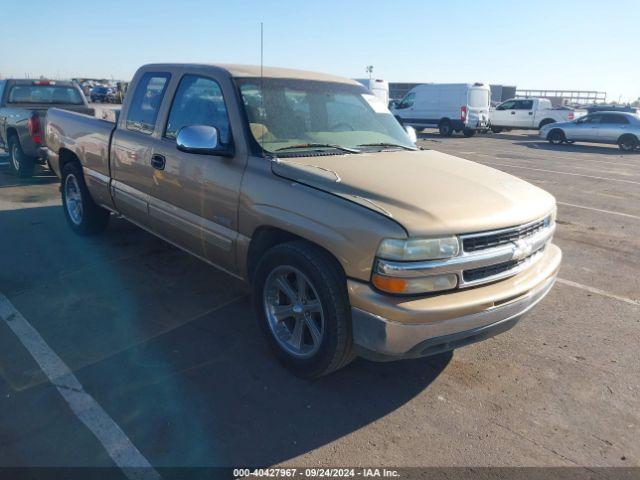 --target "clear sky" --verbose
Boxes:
[1,0,638,102]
